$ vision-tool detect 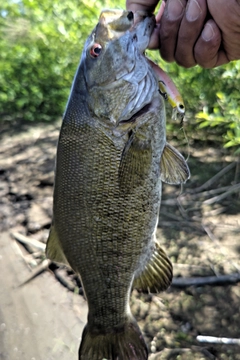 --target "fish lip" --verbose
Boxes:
[129,12,156,53]
[132,10,155,27]
[98,9,135,35]
[130,10,156,31]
